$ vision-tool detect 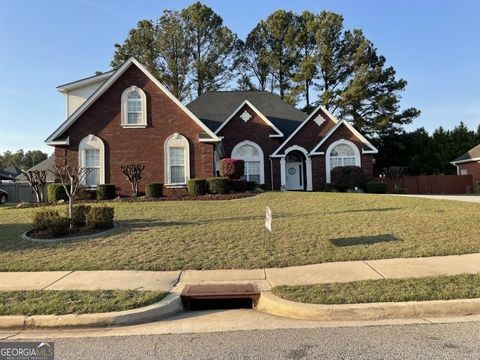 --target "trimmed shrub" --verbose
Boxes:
[96,184,116,200]
[47,184,68,202]
[71,205,92,227]
[229,179,247,192]
[86,206,114,229]
[188,178,208,195]
[365,181,387,194]
[32,209,69,237]
[246,181,256,191]
[392,188,406,194]
[324,183,337,192]
[145,183,163,197]
[219,158,245,179]
[331,166,365,192]
[207,177,230,194]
